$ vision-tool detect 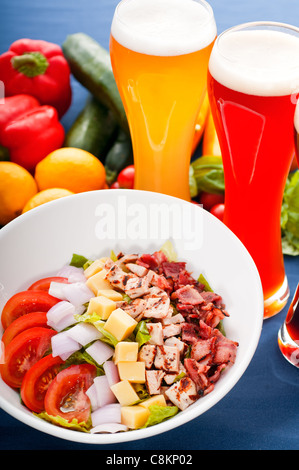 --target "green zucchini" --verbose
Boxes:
[0,145,10,161]
[105,128,133,184]
[62,33,129,134]
[64,96,118,161]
